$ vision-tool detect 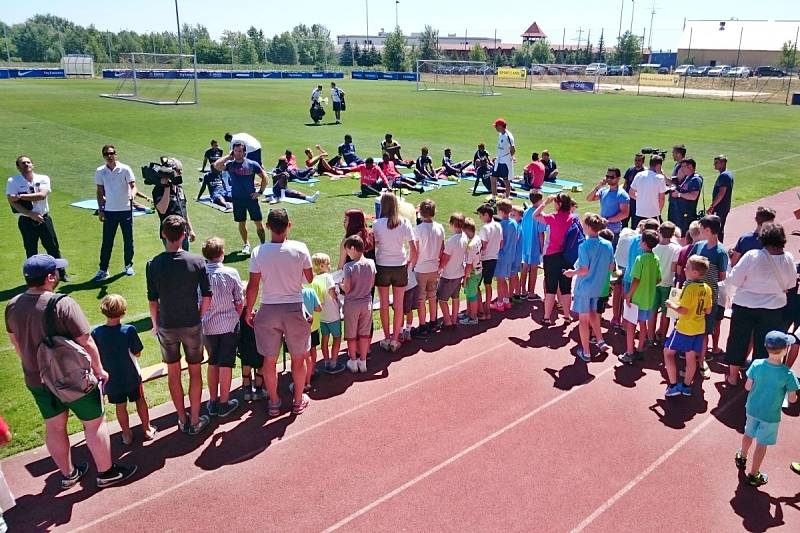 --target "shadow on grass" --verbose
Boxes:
[58,272,126,300]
